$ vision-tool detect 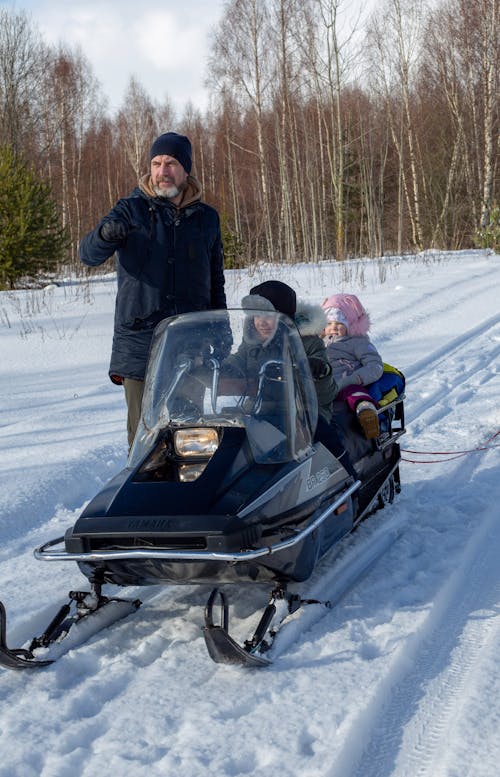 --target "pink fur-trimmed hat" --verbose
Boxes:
[322,293,371,335]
